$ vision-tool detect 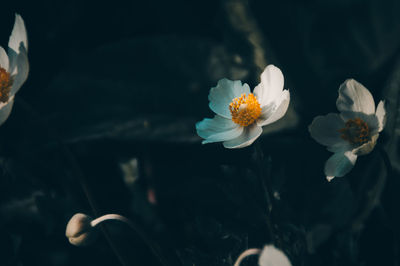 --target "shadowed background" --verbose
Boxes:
[0,0,399,265]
